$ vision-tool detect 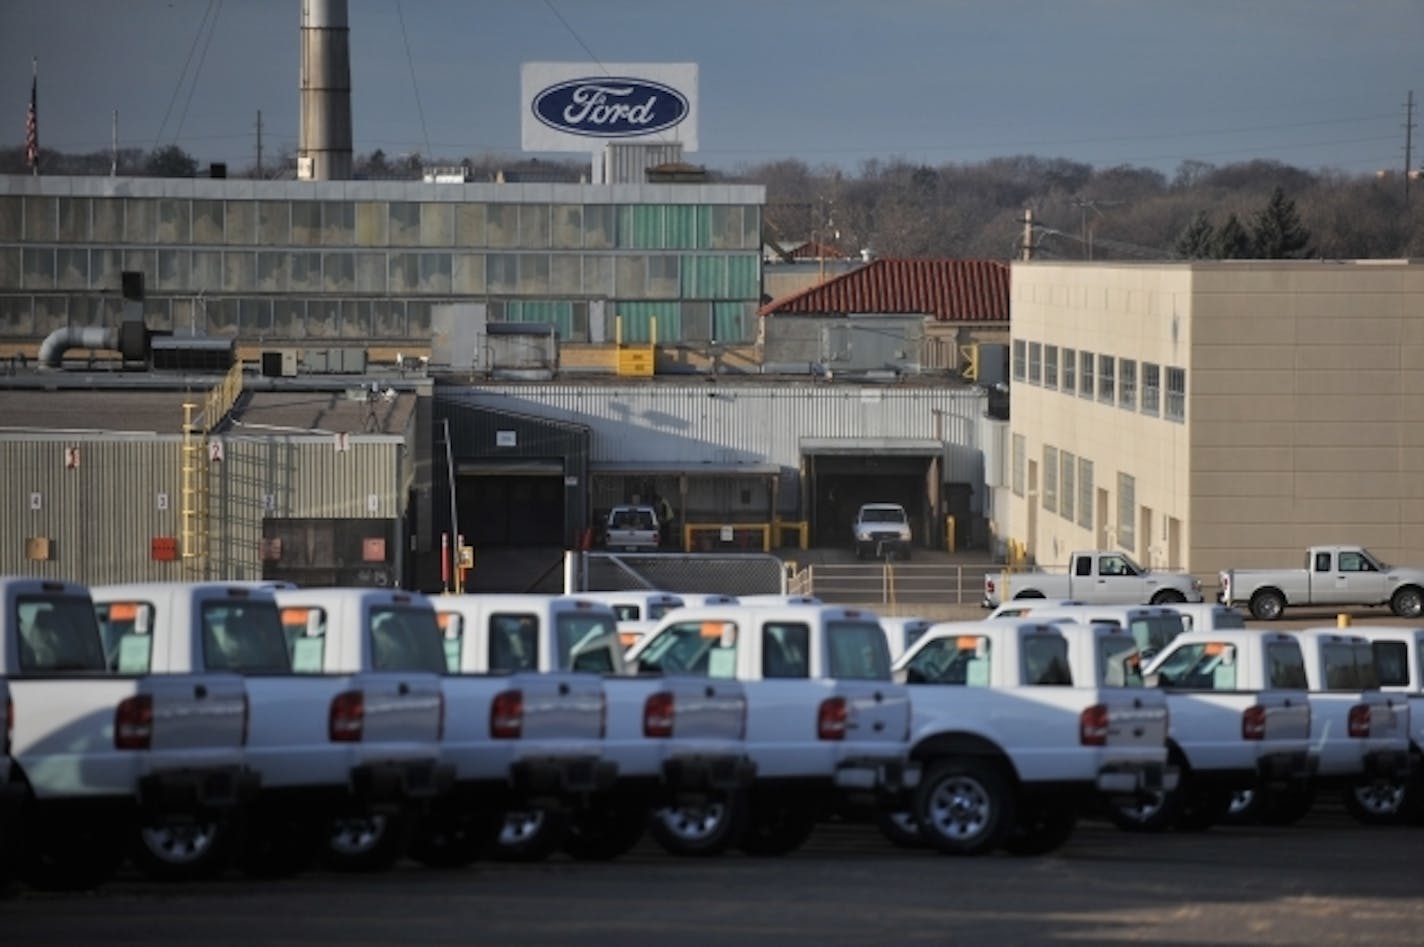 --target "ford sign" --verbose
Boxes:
[532,77,689,139]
